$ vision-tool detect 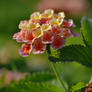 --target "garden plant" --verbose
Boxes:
[1,8,92,92]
